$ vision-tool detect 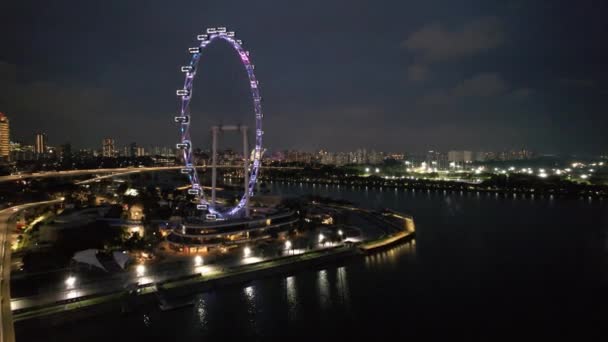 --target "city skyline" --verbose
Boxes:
[0,122,599,159]
[1,1,607,155]
[2,126,545,160]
